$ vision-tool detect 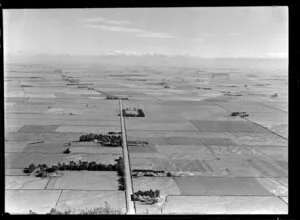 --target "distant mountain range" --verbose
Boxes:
[4,53,288,70]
